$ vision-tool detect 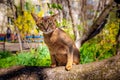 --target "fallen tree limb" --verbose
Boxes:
[0,55,120,80]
